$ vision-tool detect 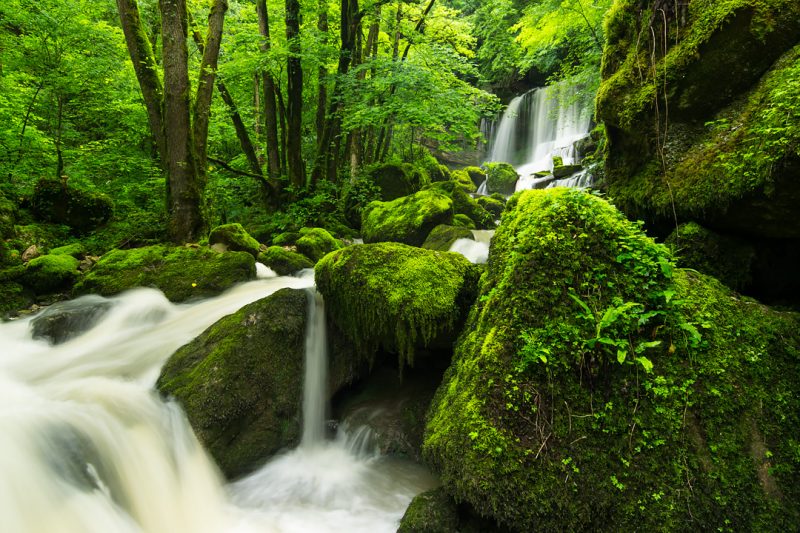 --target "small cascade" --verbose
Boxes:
[485,82,593,192]
[449,230,495,264]
[301,289,327,447]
